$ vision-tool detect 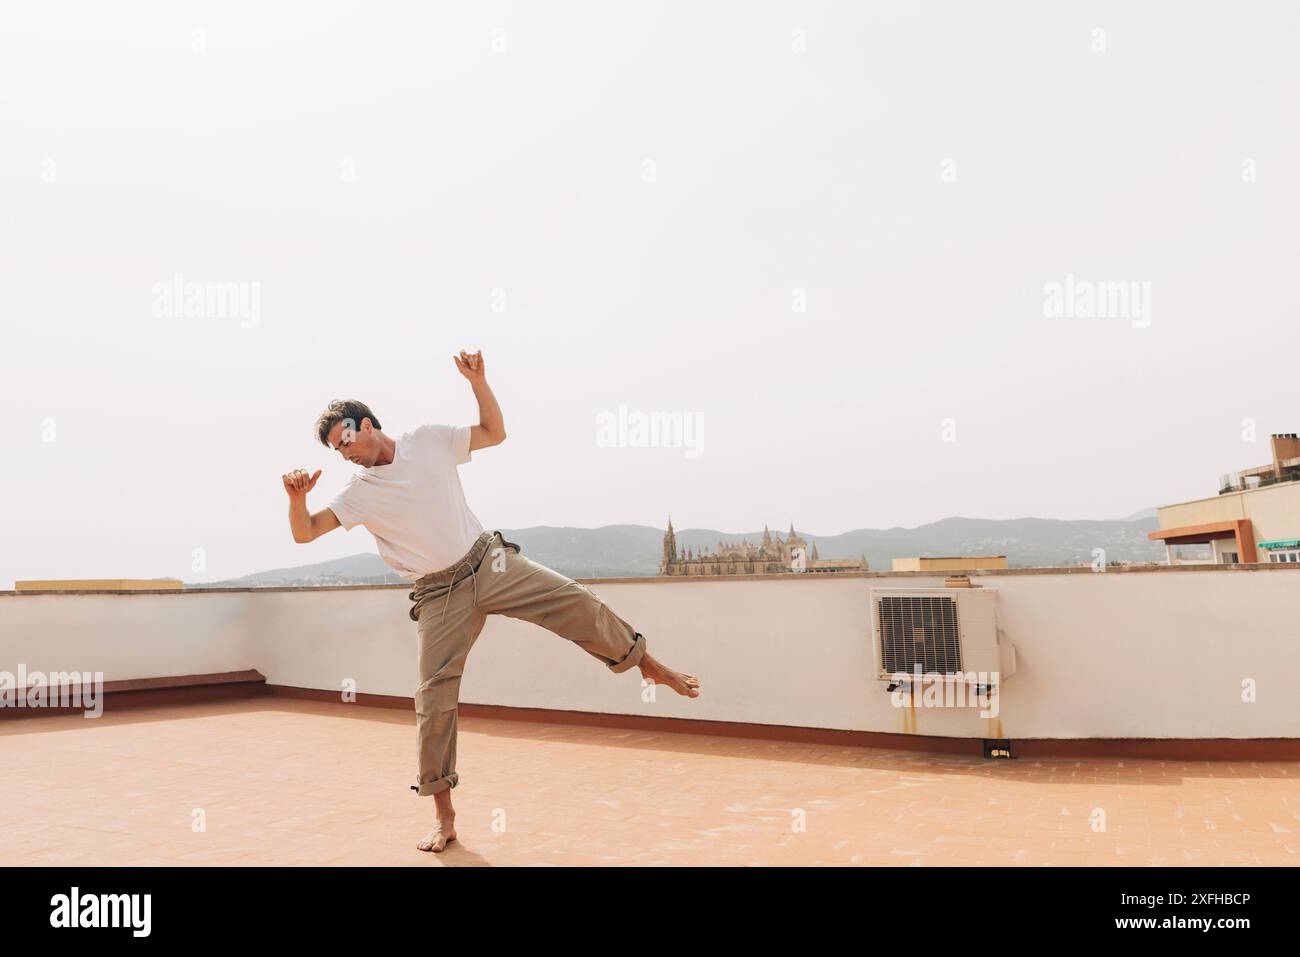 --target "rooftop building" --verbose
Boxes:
[1150,433,1300,565]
